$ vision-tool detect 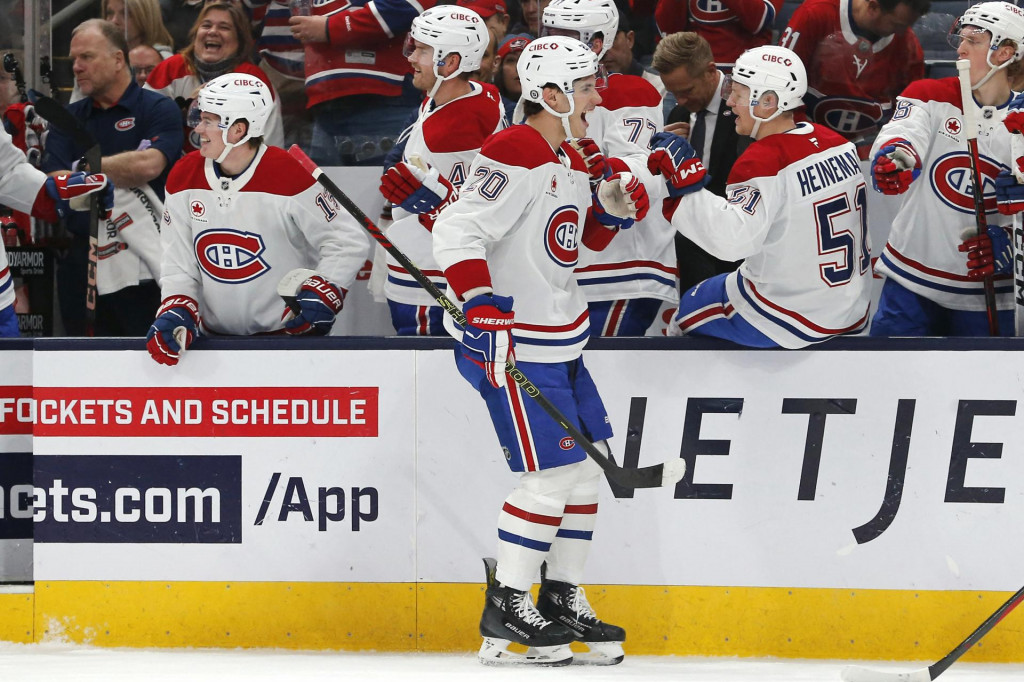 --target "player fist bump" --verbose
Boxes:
[282,274,345,336]
[460,293,515,390]
[593,172,649,229]
[147,295,200,366]
[647,131,710,198]
[379,159,456,216]
[959,225,1013,280]
[44,171,115,219]
[871,138,921,195]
